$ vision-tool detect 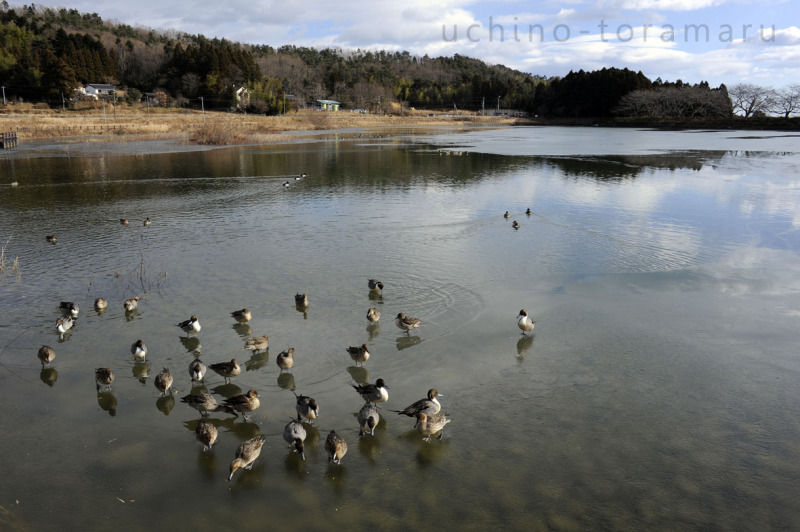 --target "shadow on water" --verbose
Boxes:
[245,350,269,371]
[516,334,535,361]
[179,336,202,355]
[156,394,175,416]
[40,367,58,386]
[347,366,370,385]
[396,335,422,351]
[277,372,296,391]
[366,323,380,340]
[96,391,117,416]
[232,323,252,338]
